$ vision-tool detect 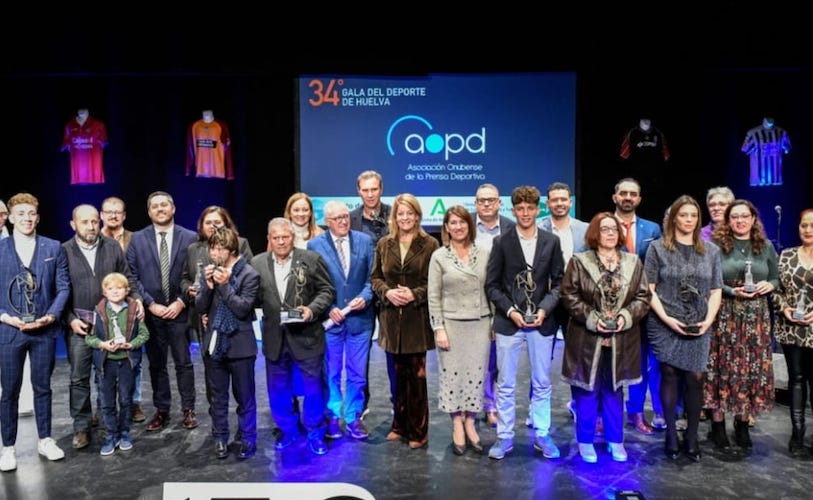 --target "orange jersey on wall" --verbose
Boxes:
[186,118,234,179]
